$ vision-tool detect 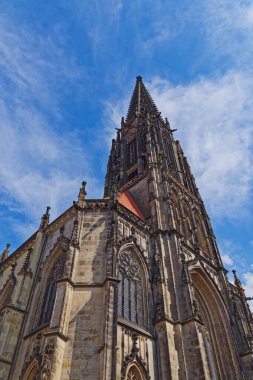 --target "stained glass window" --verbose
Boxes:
[39,254,65,325]
[118,251,147,327]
